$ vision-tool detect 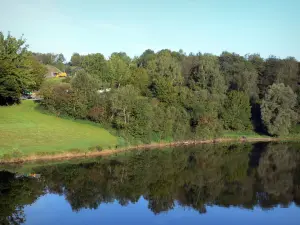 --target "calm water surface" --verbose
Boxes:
[1,142,300,224]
